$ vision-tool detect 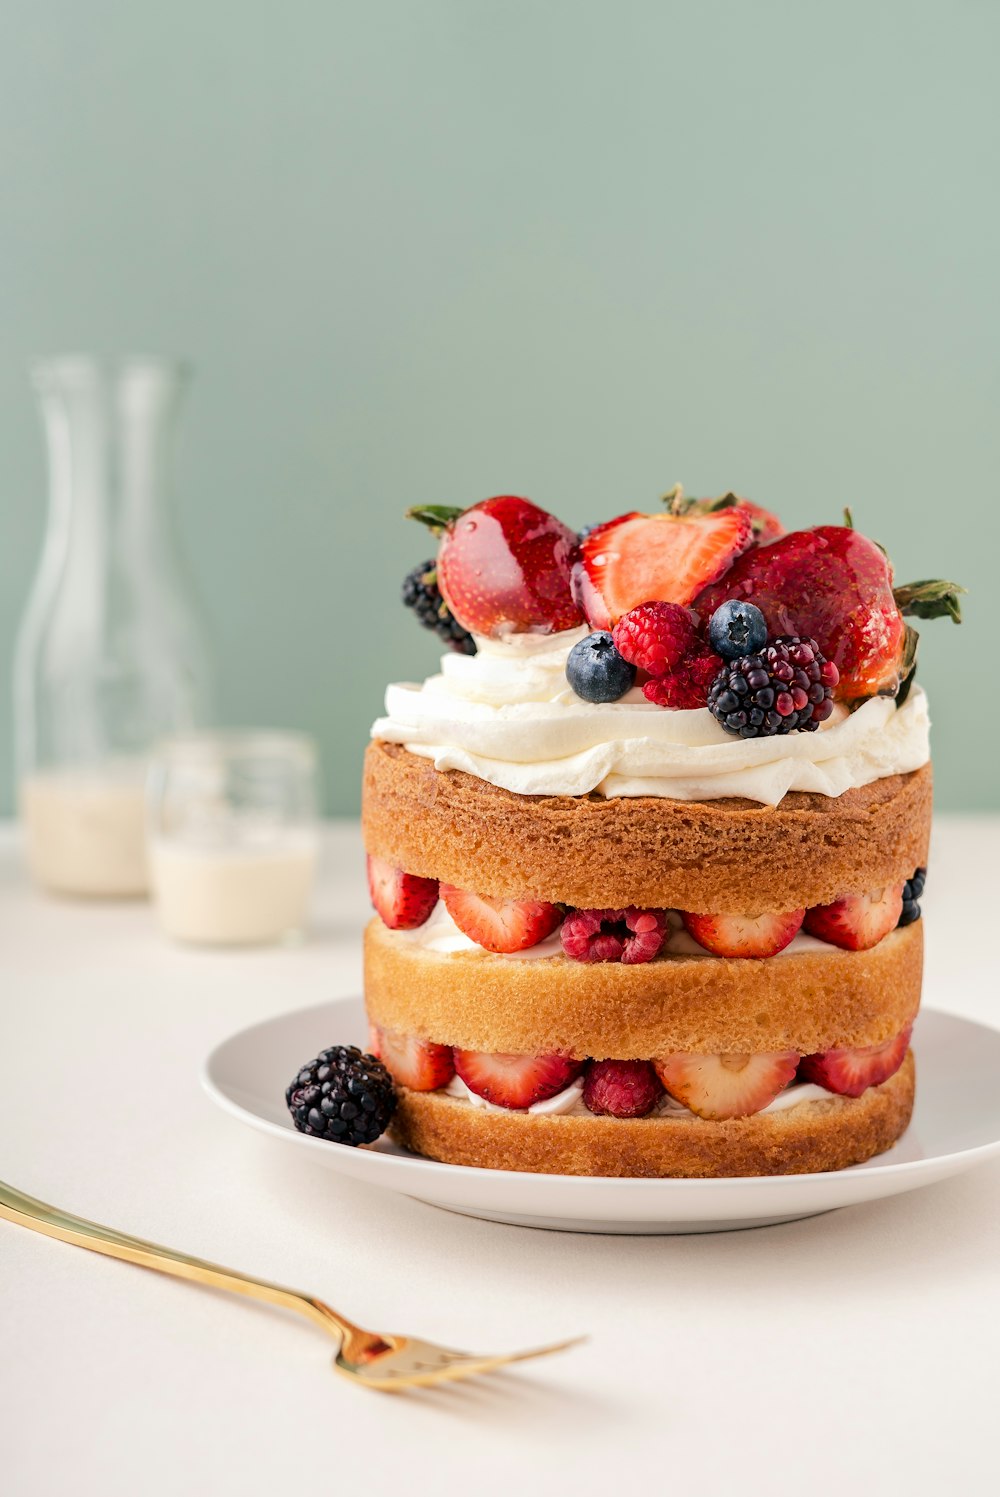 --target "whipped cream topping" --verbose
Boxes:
[442,1073,837,1120]
[372,627,930,806]
[398,901,833,961]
